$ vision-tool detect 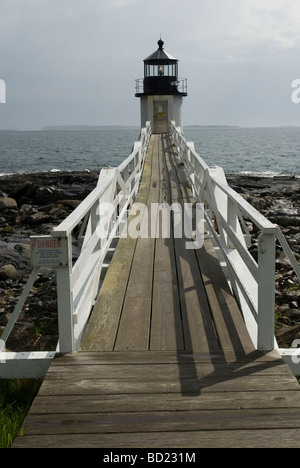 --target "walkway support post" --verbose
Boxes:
[56,235,75,354]
[257,231,276,351]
